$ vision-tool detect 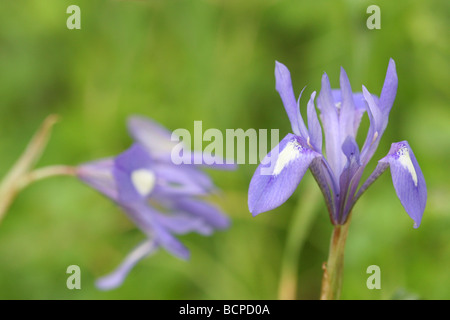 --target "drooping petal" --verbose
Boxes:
[275,61,308,137]
[125,204,191,260]
[248,133,321,216]
[379,141,426,228]
[96,240,158,291]
[152,220,190,259]
[306,91,322,152]
[154,212,214,236]
[151,163,215,196]
[120,201,190,260]
[173,197,230,230]
[317,73,342,176]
